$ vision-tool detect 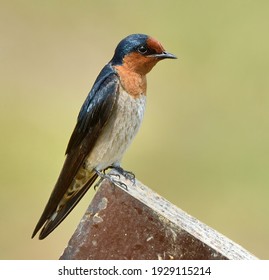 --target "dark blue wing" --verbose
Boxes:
[66,64,119,154]
[32,64,120,238]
